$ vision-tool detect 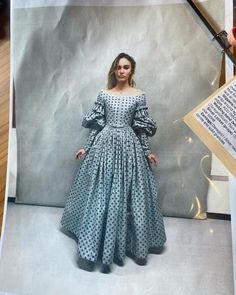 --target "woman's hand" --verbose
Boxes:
[147,153,159,166]
[75,148,86,160]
